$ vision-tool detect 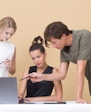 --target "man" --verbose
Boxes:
[30,21,91,103]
